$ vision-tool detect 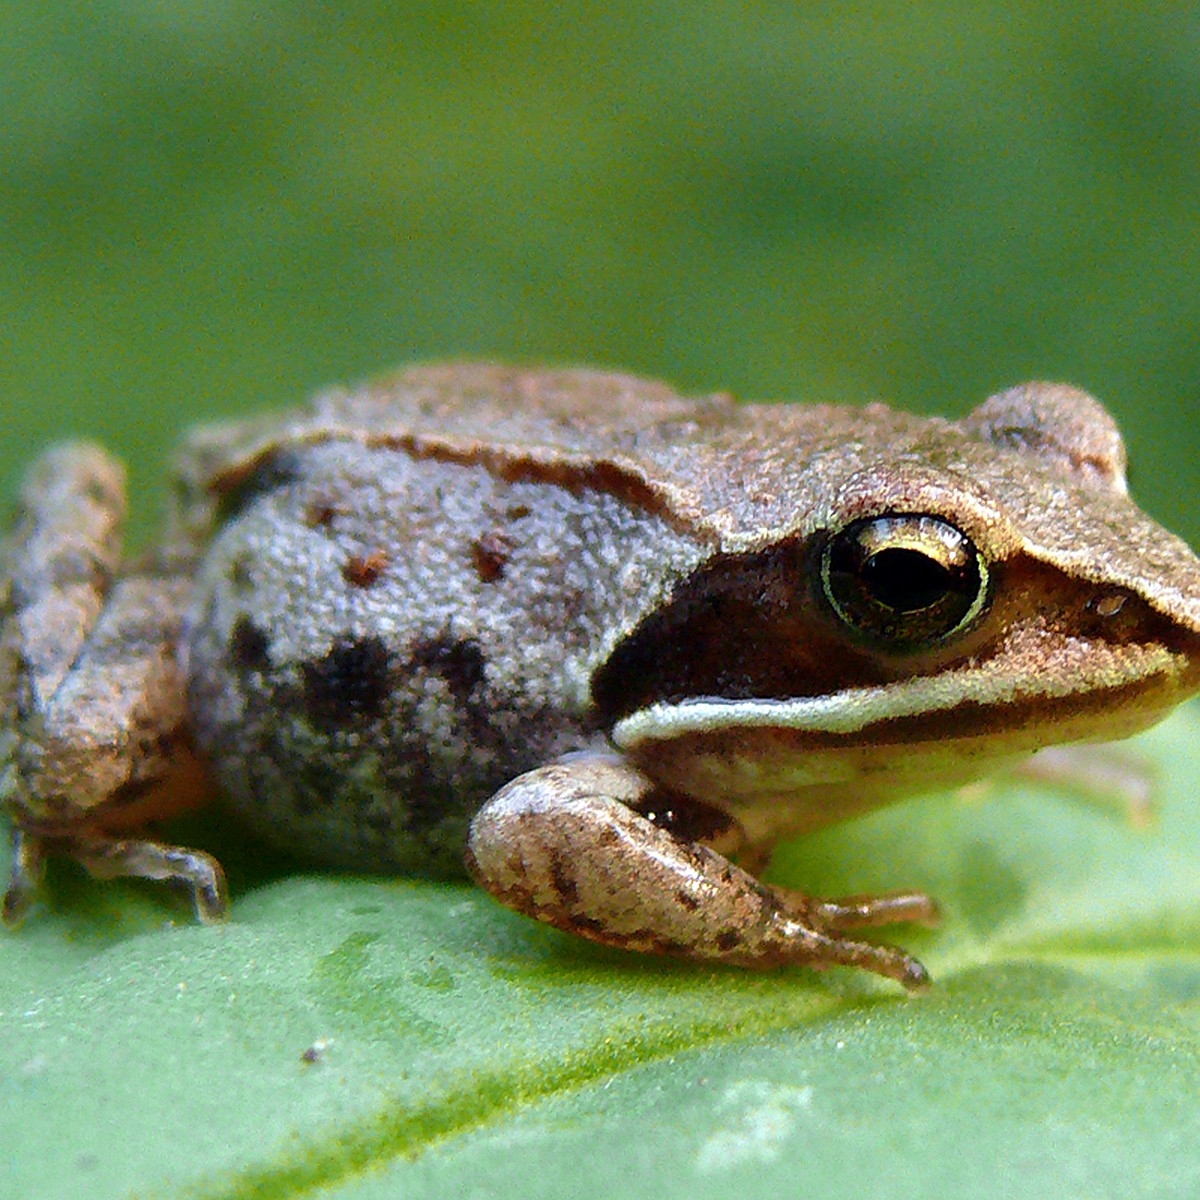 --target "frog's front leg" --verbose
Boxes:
[465,758,935,991]
[1,444,228,926]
